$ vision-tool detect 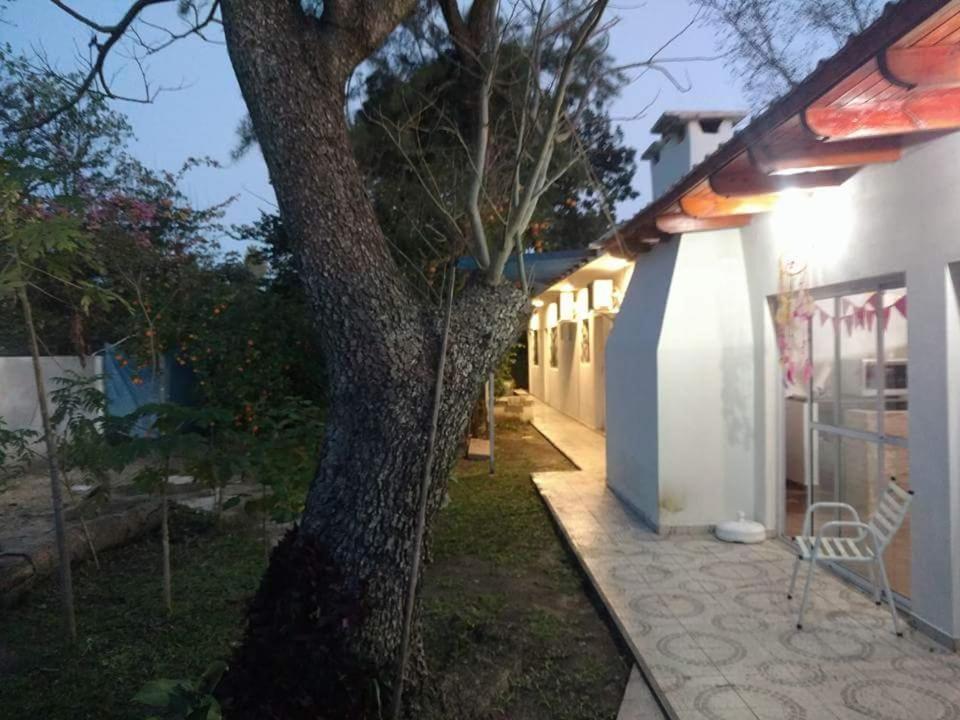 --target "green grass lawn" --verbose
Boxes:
[421,419,629,719]
[0,420,629,719]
